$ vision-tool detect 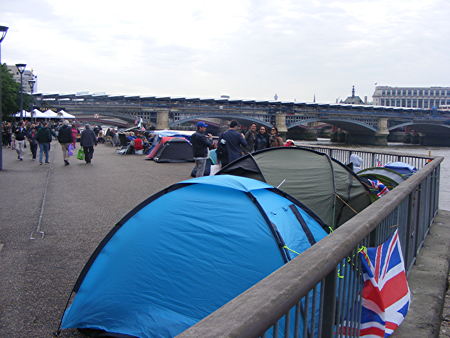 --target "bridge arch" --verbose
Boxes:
[169,114,273,128]
[288,118,378,133]
[389,122,450,132]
